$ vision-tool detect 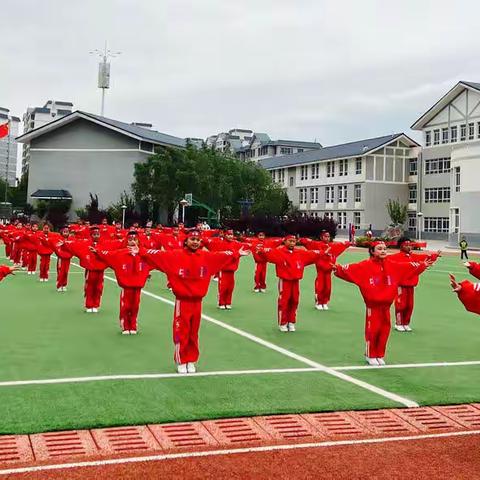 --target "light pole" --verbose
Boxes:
[179,199,189,224]
[121,204,127,229]
[417,212,423,242]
